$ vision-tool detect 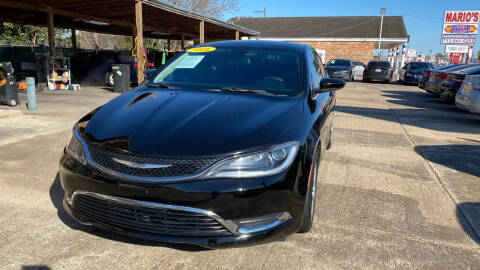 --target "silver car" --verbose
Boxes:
[455,75,480,114]
[352,61,365,80]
